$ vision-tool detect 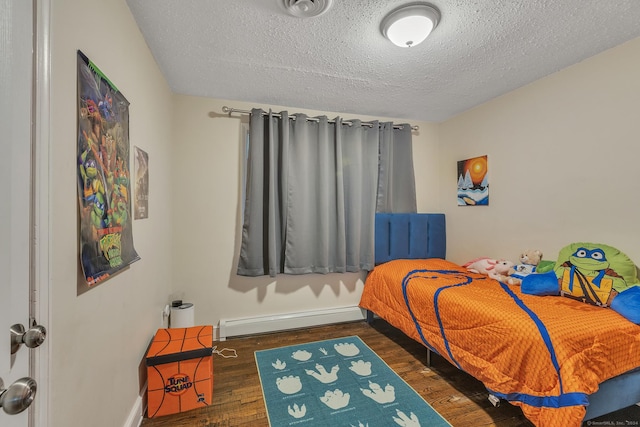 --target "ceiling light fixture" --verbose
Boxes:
[381,2,440,48]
